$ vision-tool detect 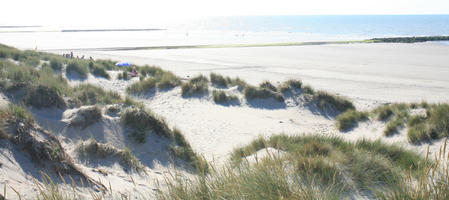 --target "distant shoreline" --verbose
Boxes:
[48,36,449,51]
